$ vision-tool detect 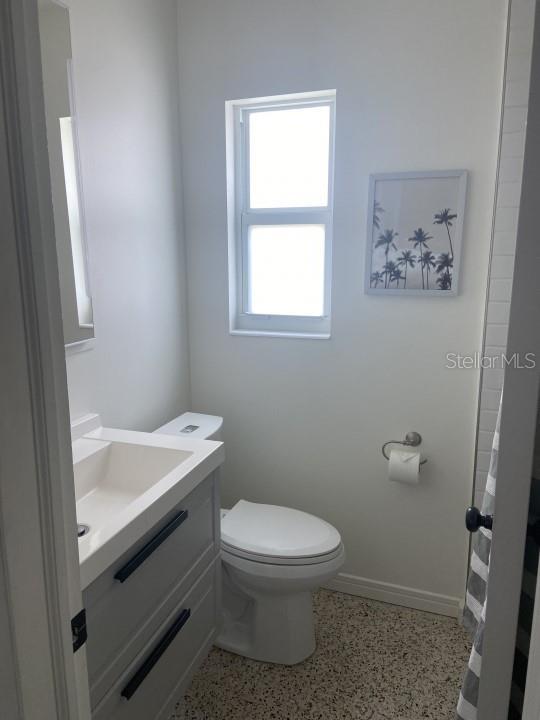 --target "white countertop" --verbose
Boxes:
[74,426,224,589]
